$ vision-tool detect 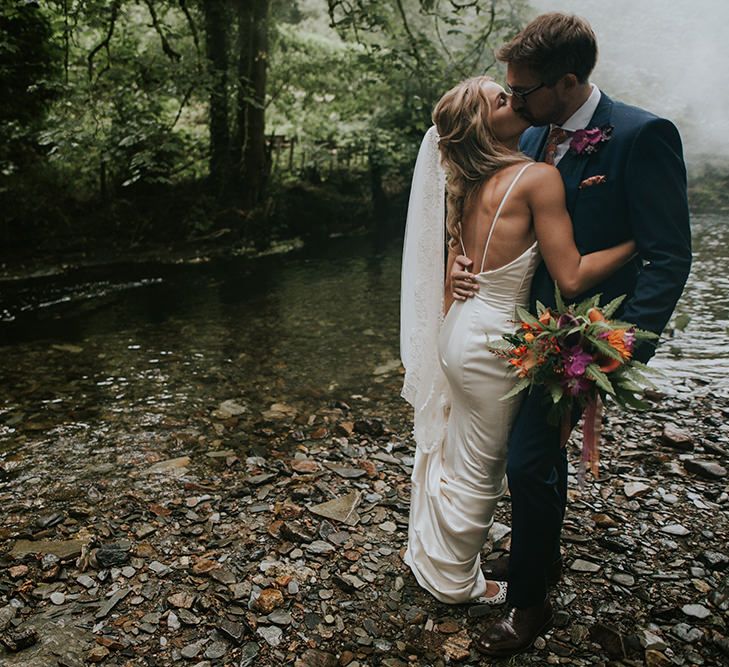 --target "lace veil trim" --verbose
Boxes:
[400,126,451,454]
